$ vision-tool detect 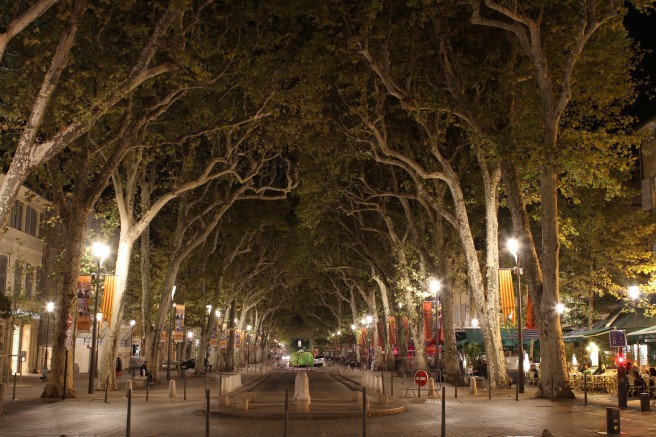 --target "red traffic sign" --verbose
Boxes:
[415,370,429,387]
